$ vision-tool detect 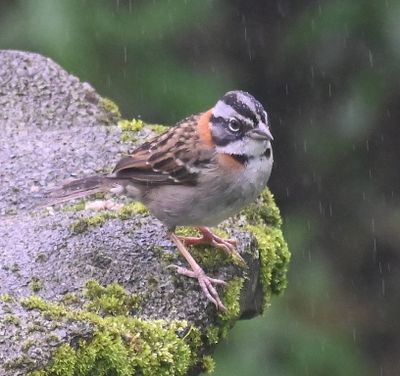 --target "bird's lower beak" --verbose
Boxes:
[248,127,273,141]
